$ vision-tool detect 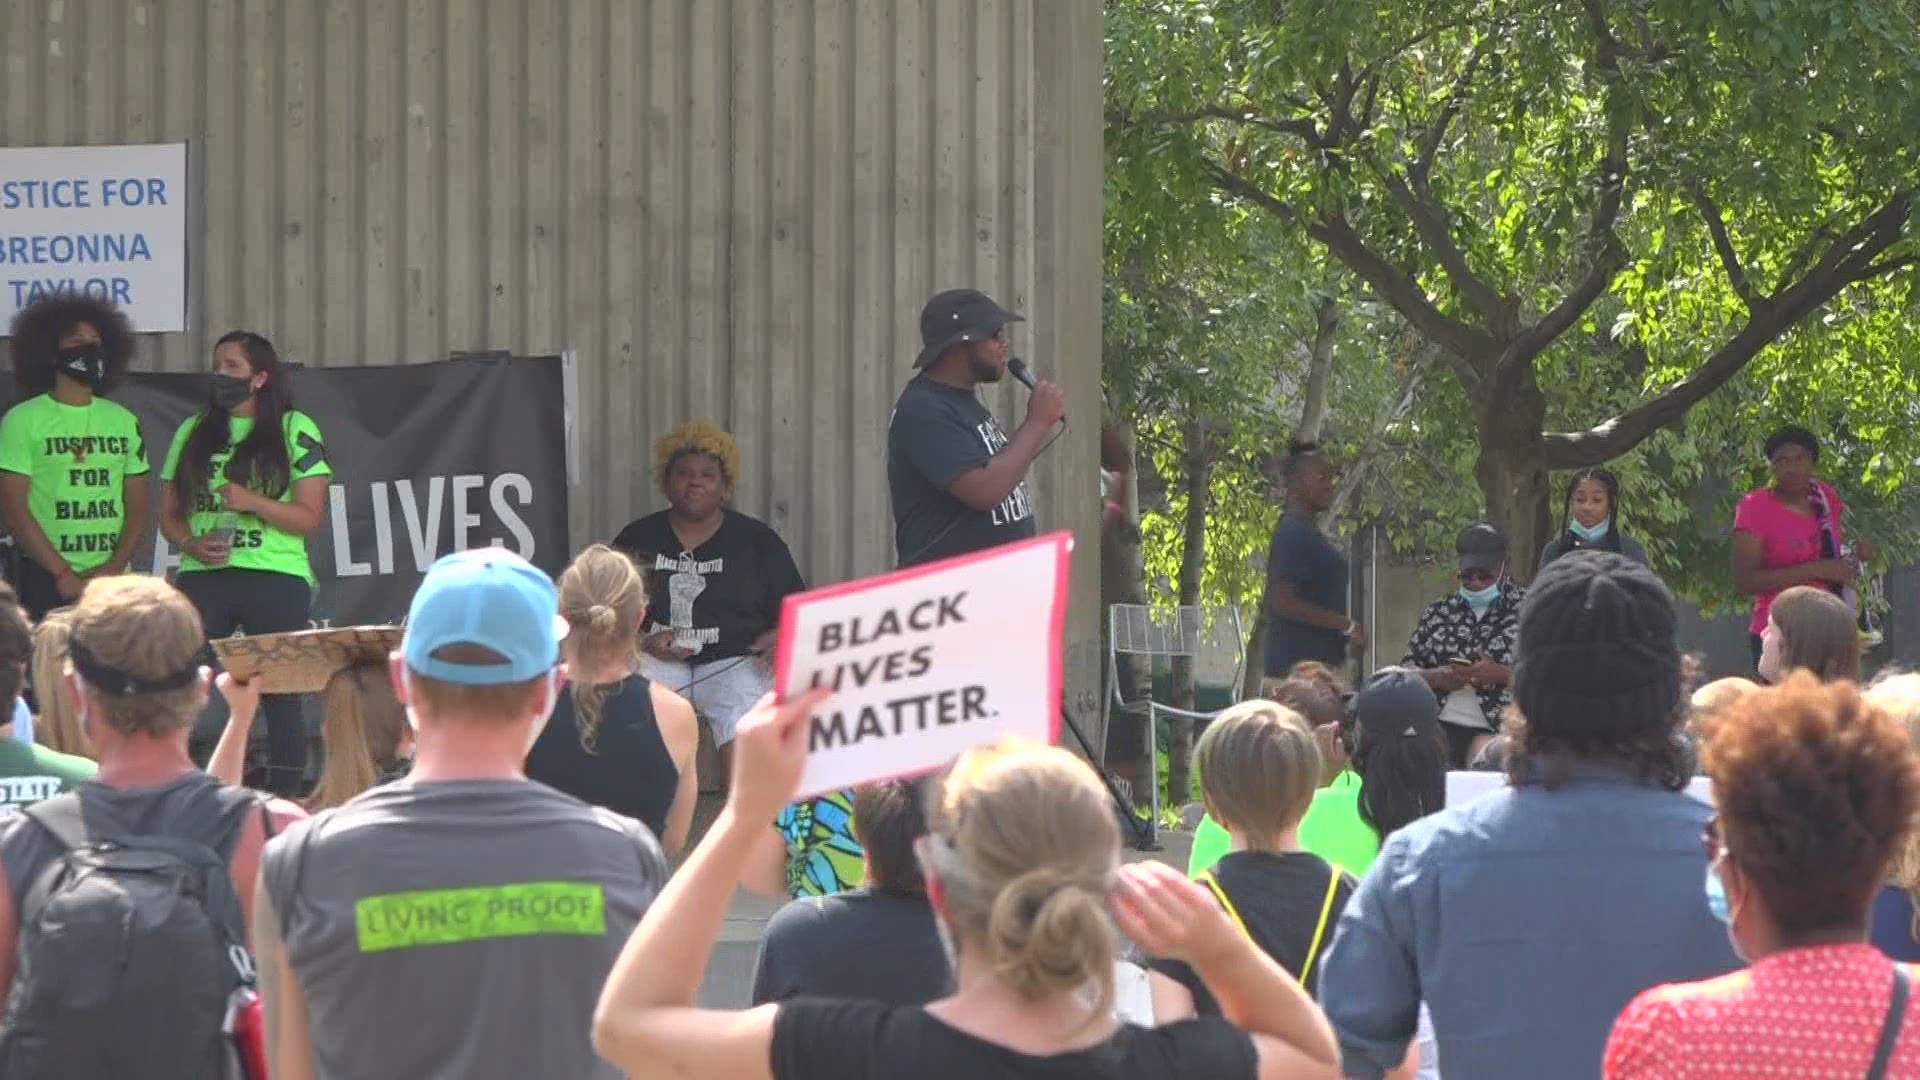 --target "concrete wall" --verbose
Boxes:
[1,0,1106,697]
